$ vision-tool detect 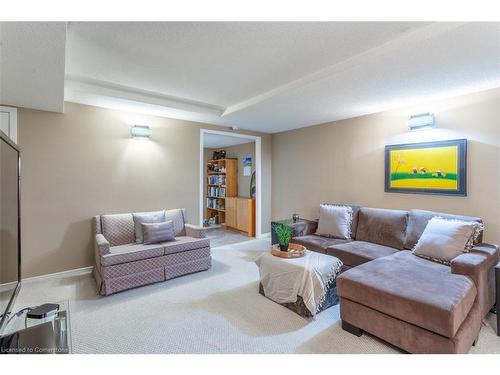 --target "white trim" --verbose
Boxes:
[65,76,224,116]
[0,106,18,143]
[200,129,262,238]
[0,265,93,291]
[22,266,93,284]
